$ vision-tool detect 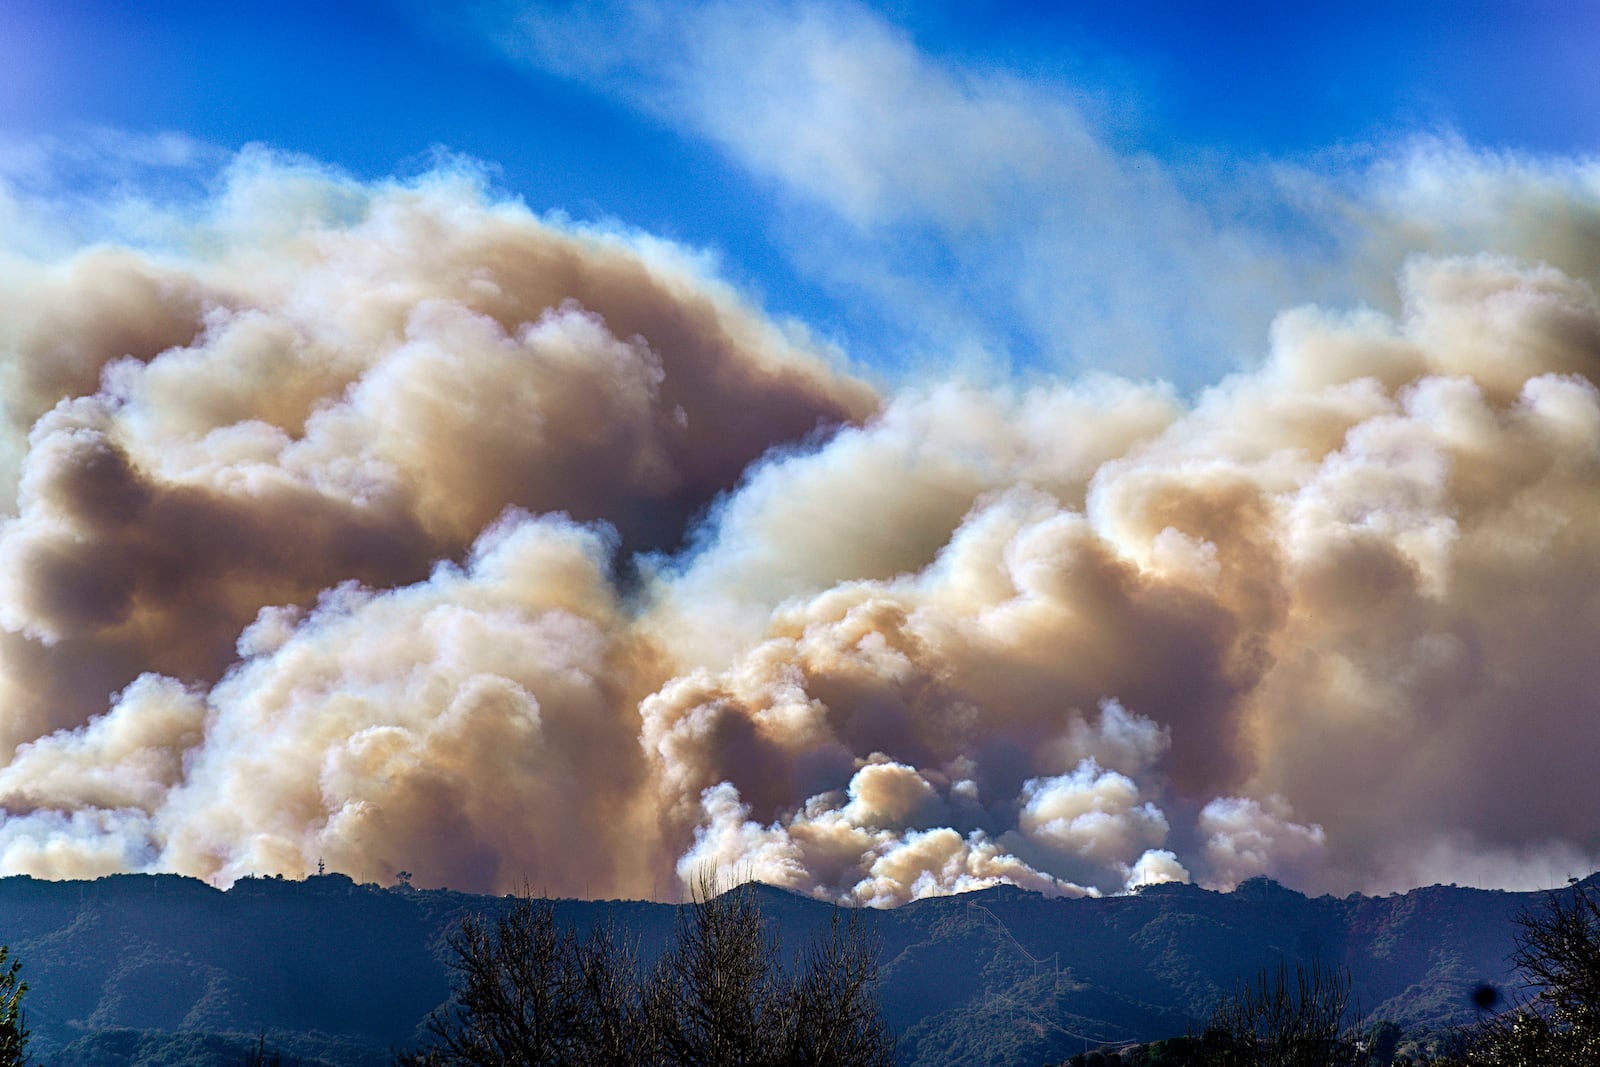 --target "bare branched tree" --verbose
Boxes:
[1510,884,1600,1029]
[405,897,583,1067]
[649,874,792,1067]
[1200,959,1364,1067]
[572,916,660,1066]
[399,875,894,1067]
[787,907,896,1067]
[1450,884,1600,1066]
